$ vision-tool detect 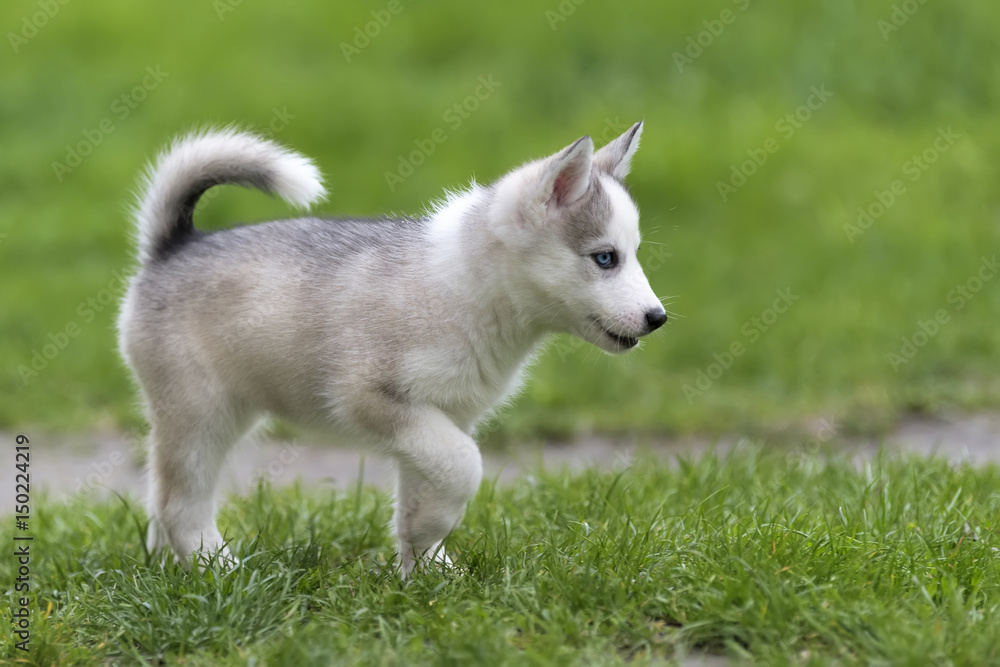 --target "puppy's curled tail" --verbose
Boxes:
[131,128,326,263]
